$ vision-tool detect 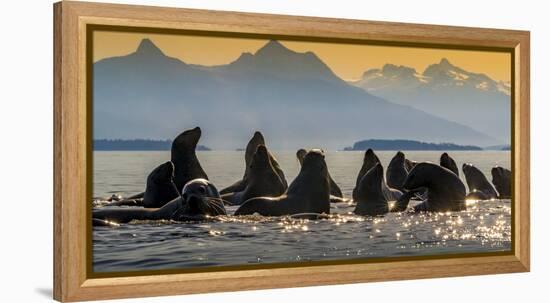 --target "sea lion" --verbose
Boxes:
[440,153,459,177]
[352,149,380,201]
[462,163,498,200]
[354,163,401,216]
[491,166,512,199]
[386,151,408,191]
[234,149,330,216]
[142,161,180,208]
[101,161,177,209]
[221,145,286,205]
[220,131,287,194]
[219,131,264,194]
[297,148,343,198]
[396,162,466,212]
[92,179,225,224]
[352,149,401,202]
[171,127,209,192]
[171,179,227,221]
